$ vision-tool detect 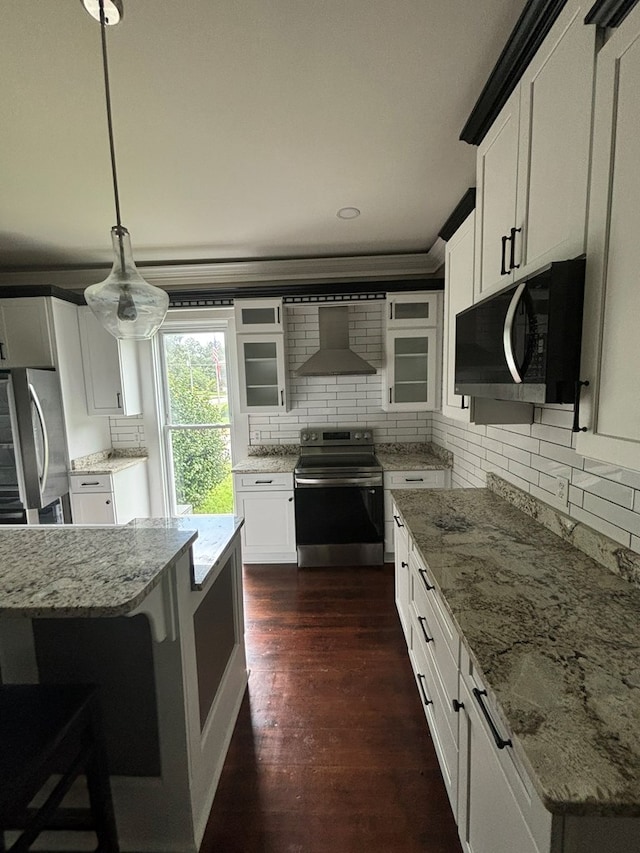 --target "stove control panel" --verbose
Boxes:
[300,428,373,446]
